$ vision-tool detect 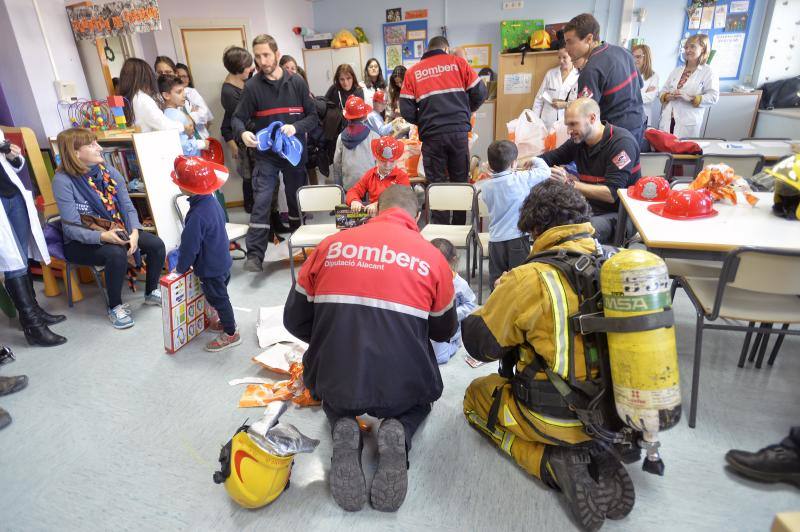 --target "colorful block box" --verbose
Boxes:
[160,270,206,354]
